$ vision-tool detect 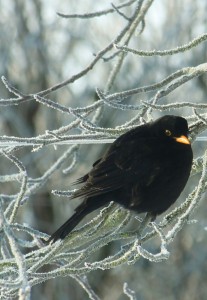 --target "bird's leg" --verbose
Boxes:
[136,212,155,243]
